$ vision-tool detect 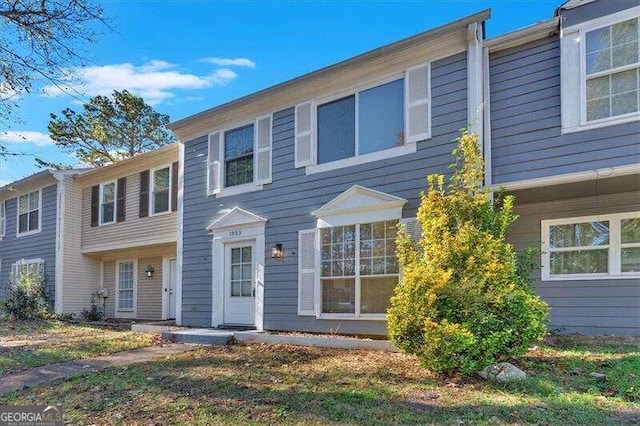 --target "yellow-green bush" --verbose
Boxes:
[387,131,548,375]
